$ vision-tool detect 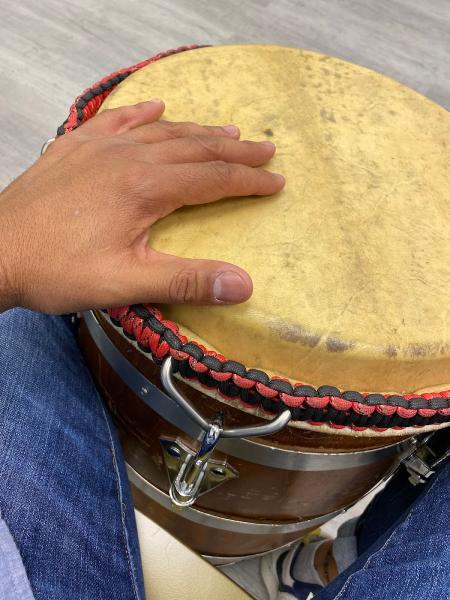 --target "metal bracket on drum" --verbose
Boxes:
[401,433,450,485]
[160,357,291,508]
[160,437,239,506]
[41,138,55,155]
[127,462,343,536]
